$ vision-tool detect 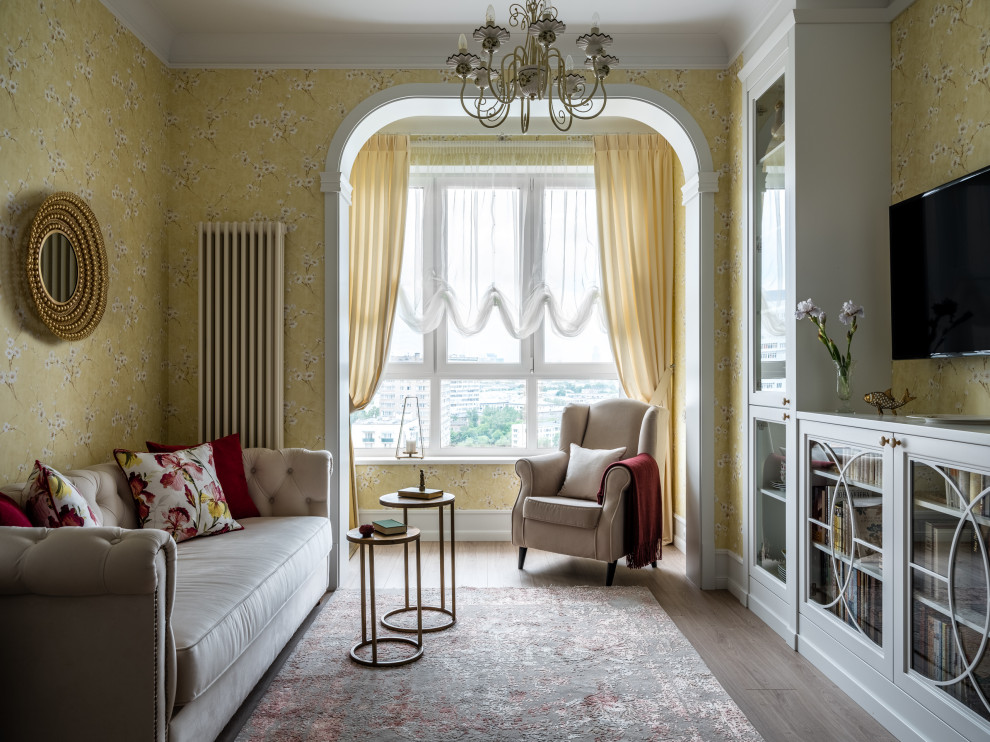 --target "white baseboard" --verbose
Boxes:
[673,513,686,553]
[714,548,748,607]
[359,508,512,541]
